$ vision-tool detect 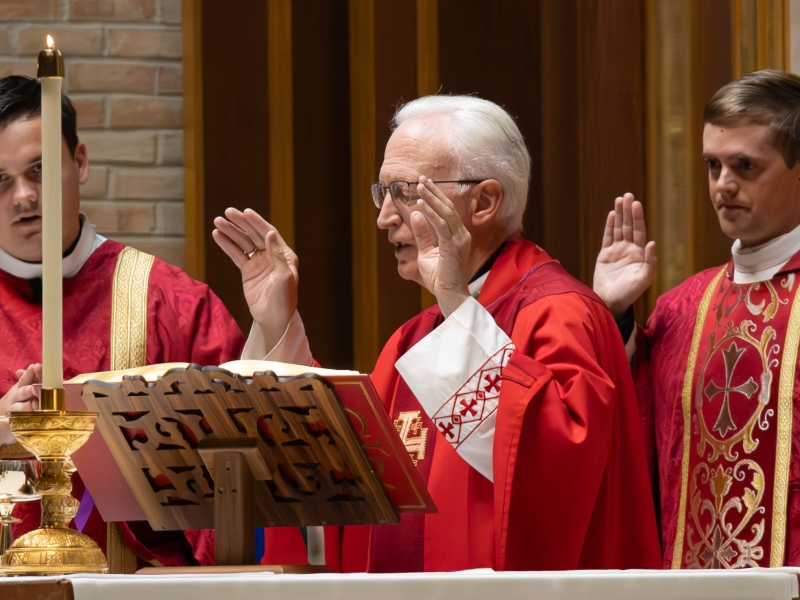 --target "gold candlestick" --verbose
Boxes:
[0,36,106,575]
[0,412,107,574]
